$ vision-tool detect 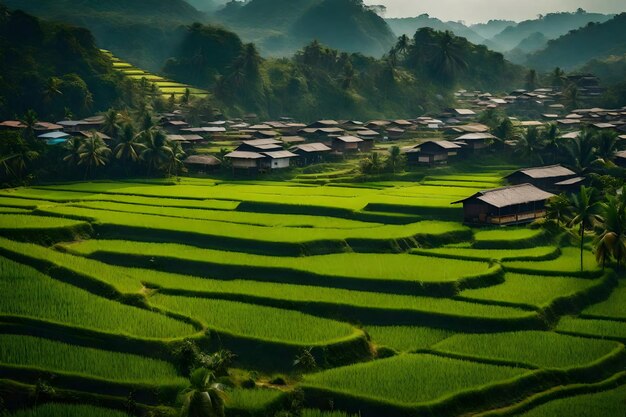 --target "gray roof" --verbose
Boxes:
[184,155,221,166]
[555,177,585,186]
[454,184,555,208]
[291,143,331,152]
[455,133,496,141]
[417,140,462,150]
[506,165,576,180]
[335,135,363,143]
[242,139,282,146]
[225,151,265,159]
[263,150,298,159]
